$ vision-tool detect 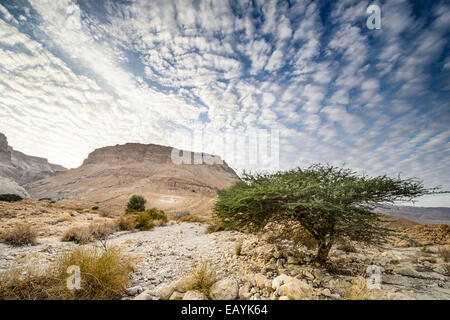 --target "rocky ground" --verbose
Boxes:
[0,200,449,300]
